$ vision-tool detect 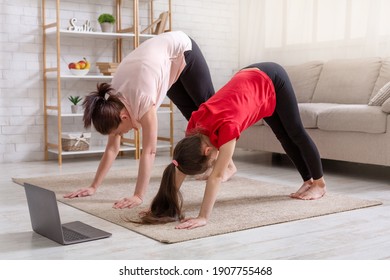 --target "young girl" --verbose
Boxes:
[141,62,326,229]
[64,31,215,209]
